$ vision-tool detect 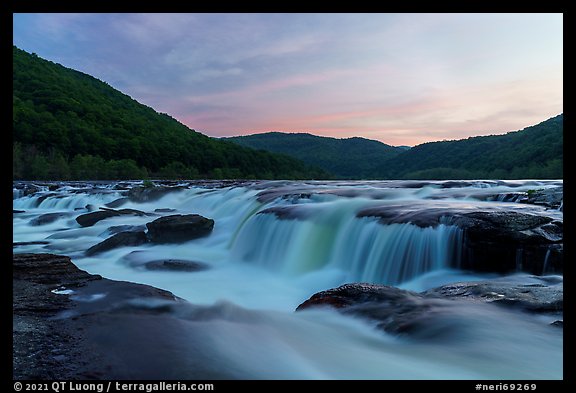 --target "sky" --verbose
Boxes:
[13,13,562,146]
